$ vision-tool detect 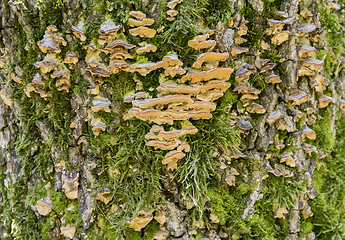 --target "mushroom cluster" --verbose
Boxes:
[255,58,281,84]
[124,30,233,170]
[230,16,249,57]
[265,12,292,46]
[128,11,156,38]
[166,0,182,21]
